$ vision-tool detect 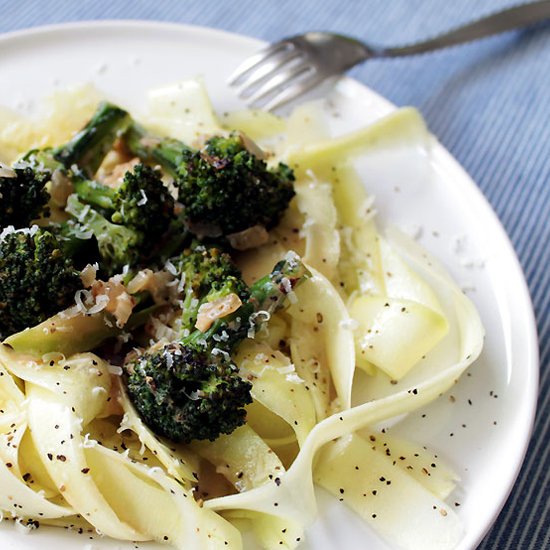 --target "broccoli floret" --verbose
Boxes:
[0,227,83,337]
[184,250,311,352]
[0,166,51,229]
[73,164,175,240]
[67,164,175,273]
[125,126,295,238]
[179,134,295,235]
[125,343,252,442]
[65,194,142,274]
[112,164,175,235]
[49,220,101,269]
[123,250,309,443]
[174,243,249,330]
